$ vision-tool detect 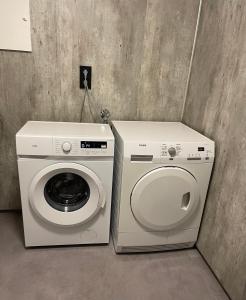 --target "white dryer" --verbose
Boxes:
[111,121,215,253]
[16,121,114,247]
